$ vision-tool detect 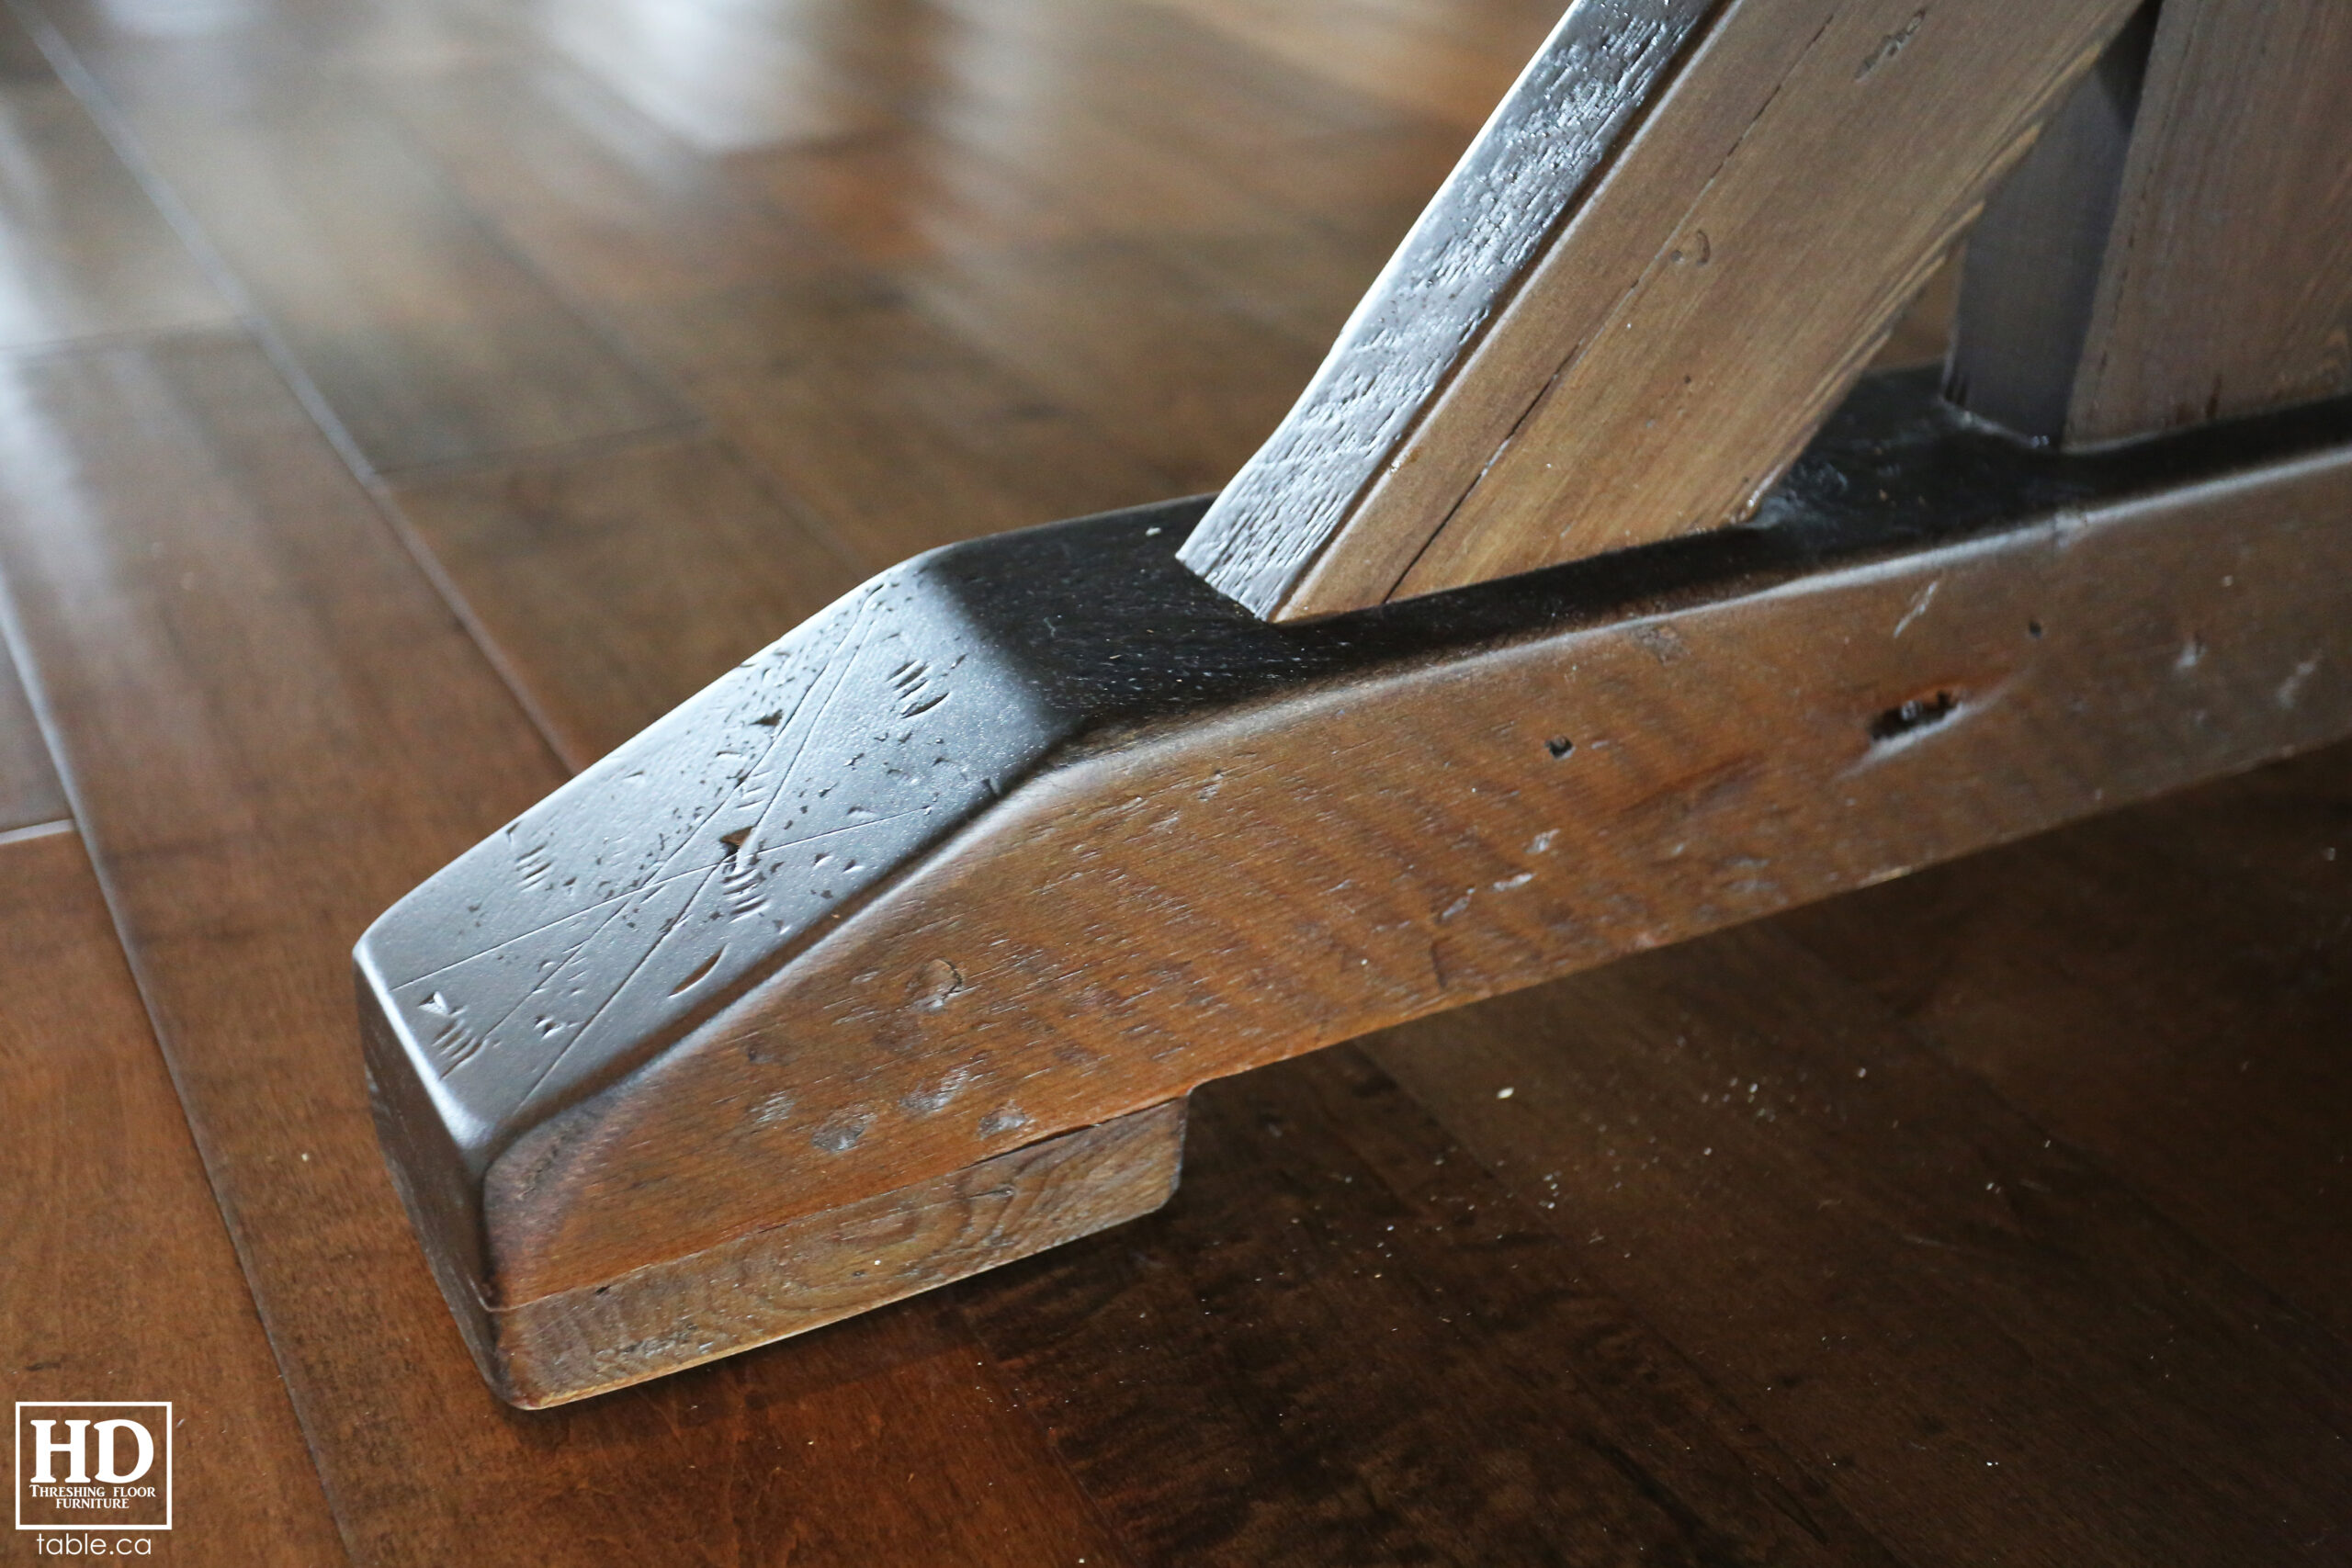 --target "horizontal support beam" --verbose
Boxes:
[360,371,2352,1404]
